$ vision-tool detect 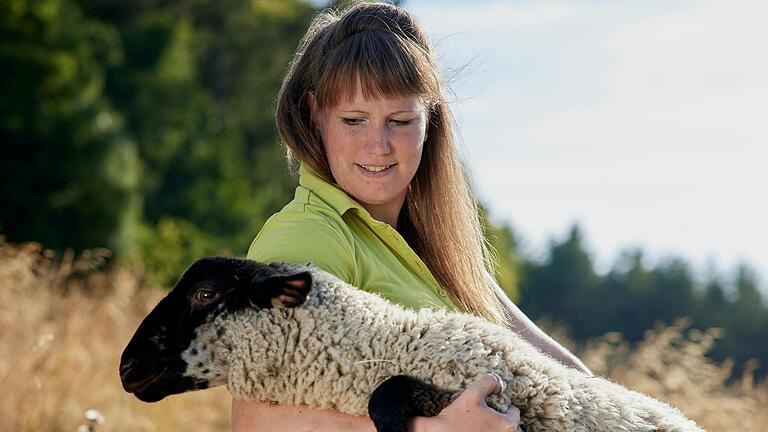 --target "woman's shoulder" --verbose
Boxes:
[250,208,353,252]
[247,205,357,284]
